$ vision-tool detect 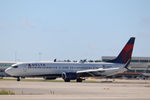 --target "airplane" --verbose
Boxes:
[0,62,16,77]
[5,37,135,82]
